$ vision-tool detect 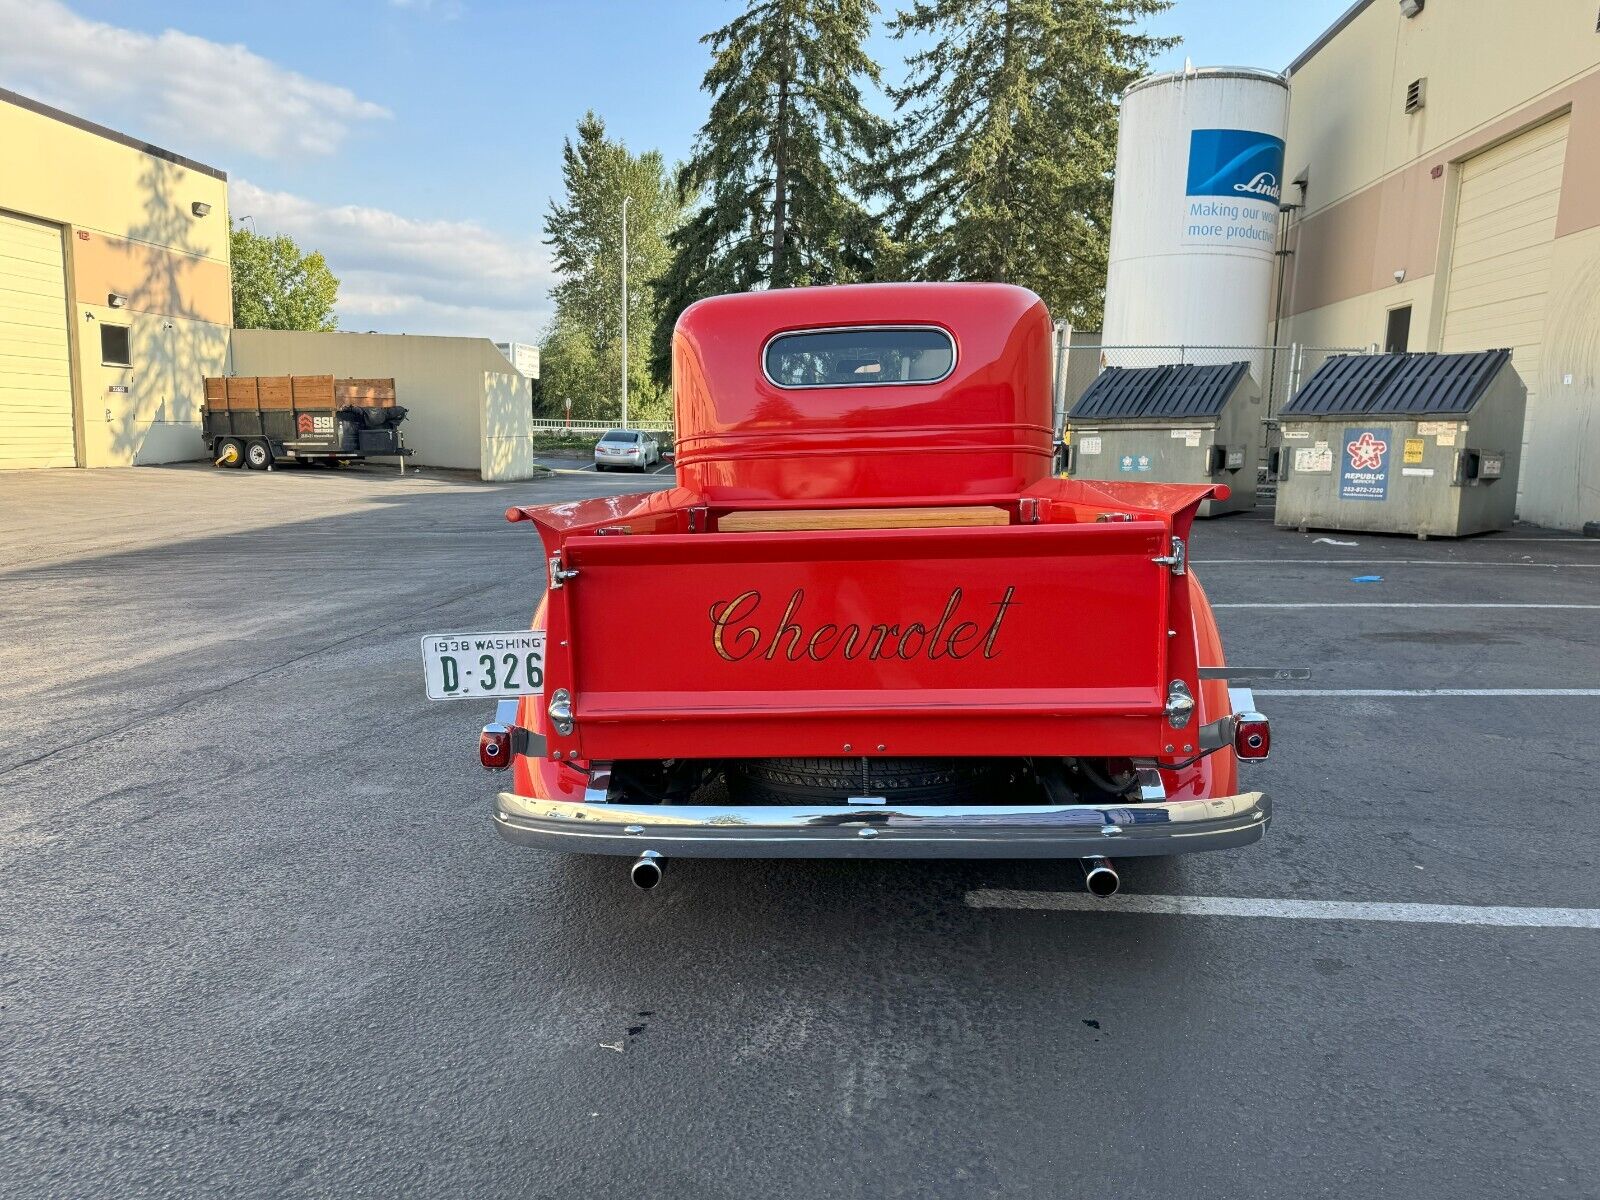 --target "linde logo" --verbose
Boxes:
[1186,128,1286,201]
[1233,171,1280,200]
